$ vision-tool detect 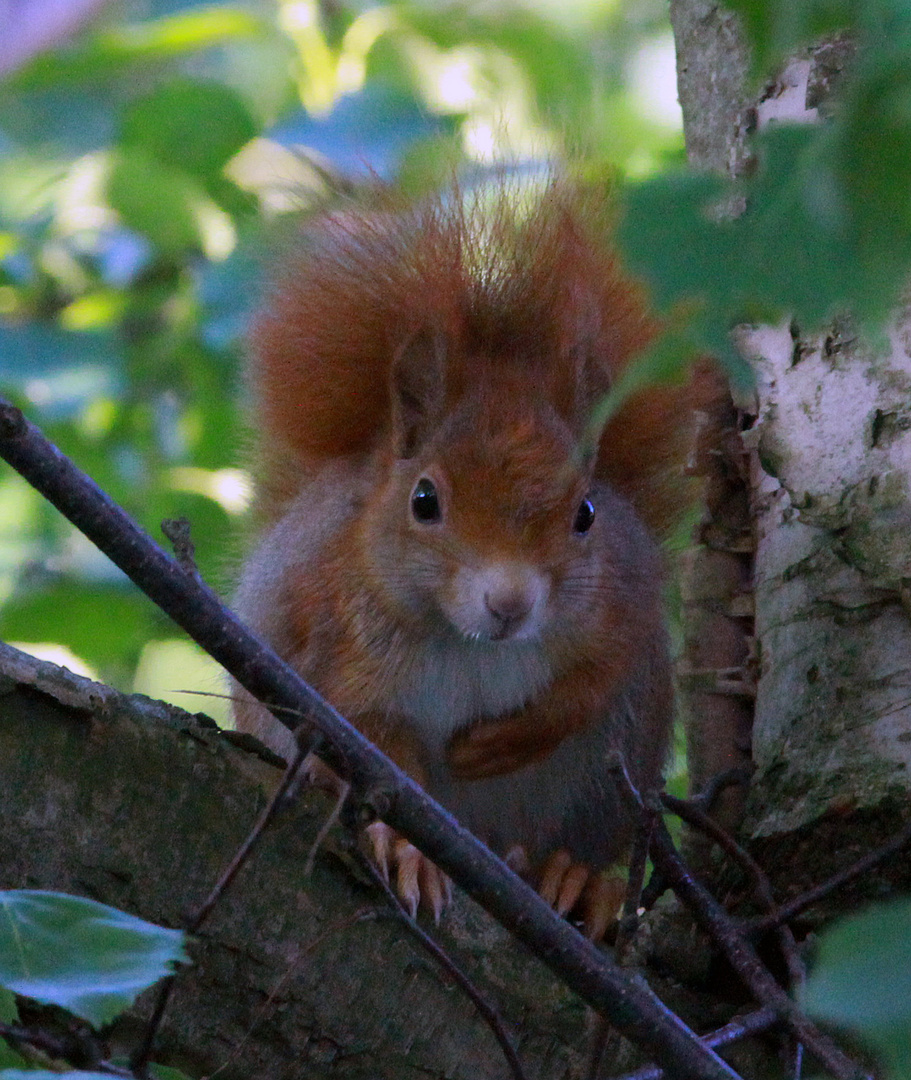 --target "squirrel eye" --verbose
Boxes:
[411,477,442,523]
[573,497,595,535]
